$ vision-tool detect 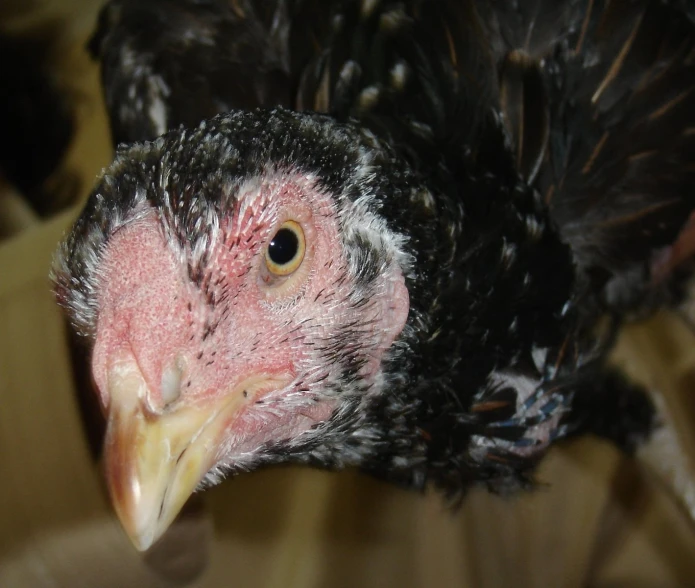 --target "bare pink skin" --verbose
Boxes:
[92,173,410,468]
